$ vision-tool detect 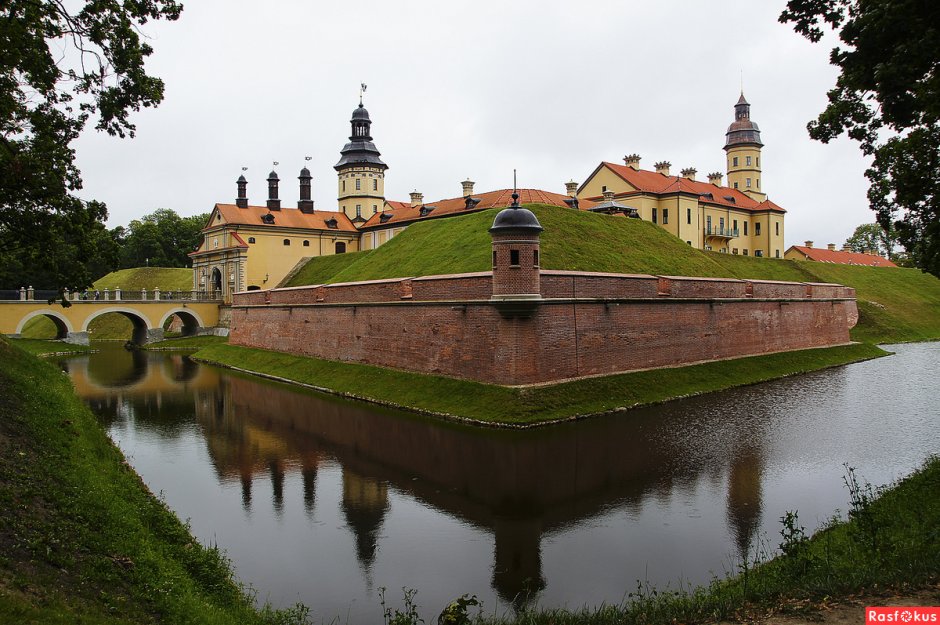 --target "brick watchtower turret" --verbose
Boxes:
[489,193,543,302]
